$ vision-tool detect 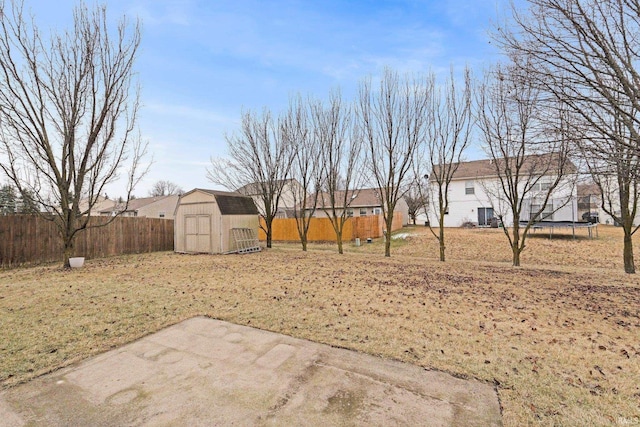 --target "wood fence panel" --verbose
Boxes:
[259,213,403,243]
[259,217,352,242]
[0,215,174,268]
